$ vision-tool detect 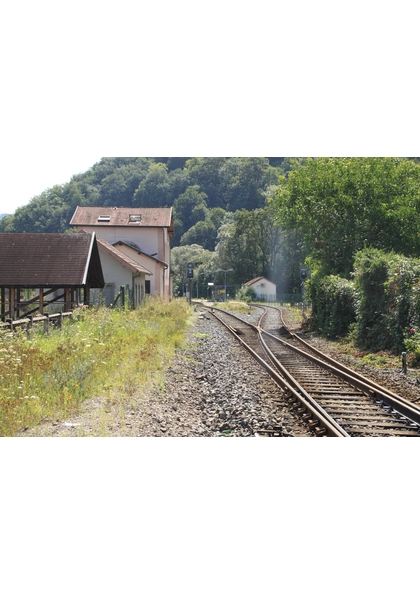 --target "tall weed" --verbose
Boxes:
[0,298,191,436]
